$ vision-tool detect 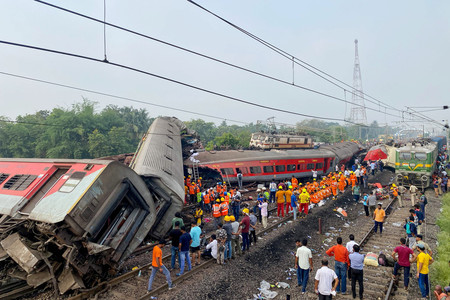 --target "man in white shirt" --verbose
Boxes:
[312,169,318,180]
[315,259,339,299]
[409,184,418,206]
[346,234,358,254]
[295,239,313,294]
[201,234,217,259]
